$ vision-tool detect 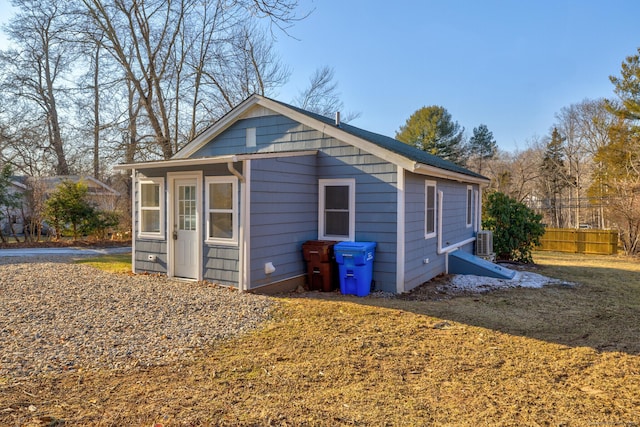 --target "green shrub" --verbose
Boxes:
[482,192,545,263]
